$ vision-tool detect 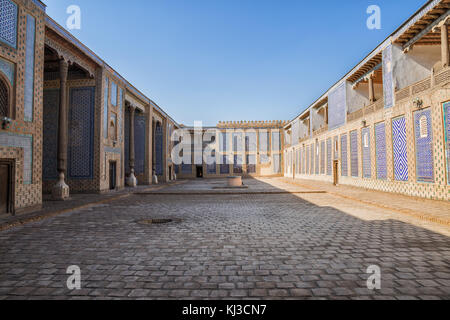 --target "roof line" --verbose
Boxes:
[287,0,441,125]
[44,16,180,126]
